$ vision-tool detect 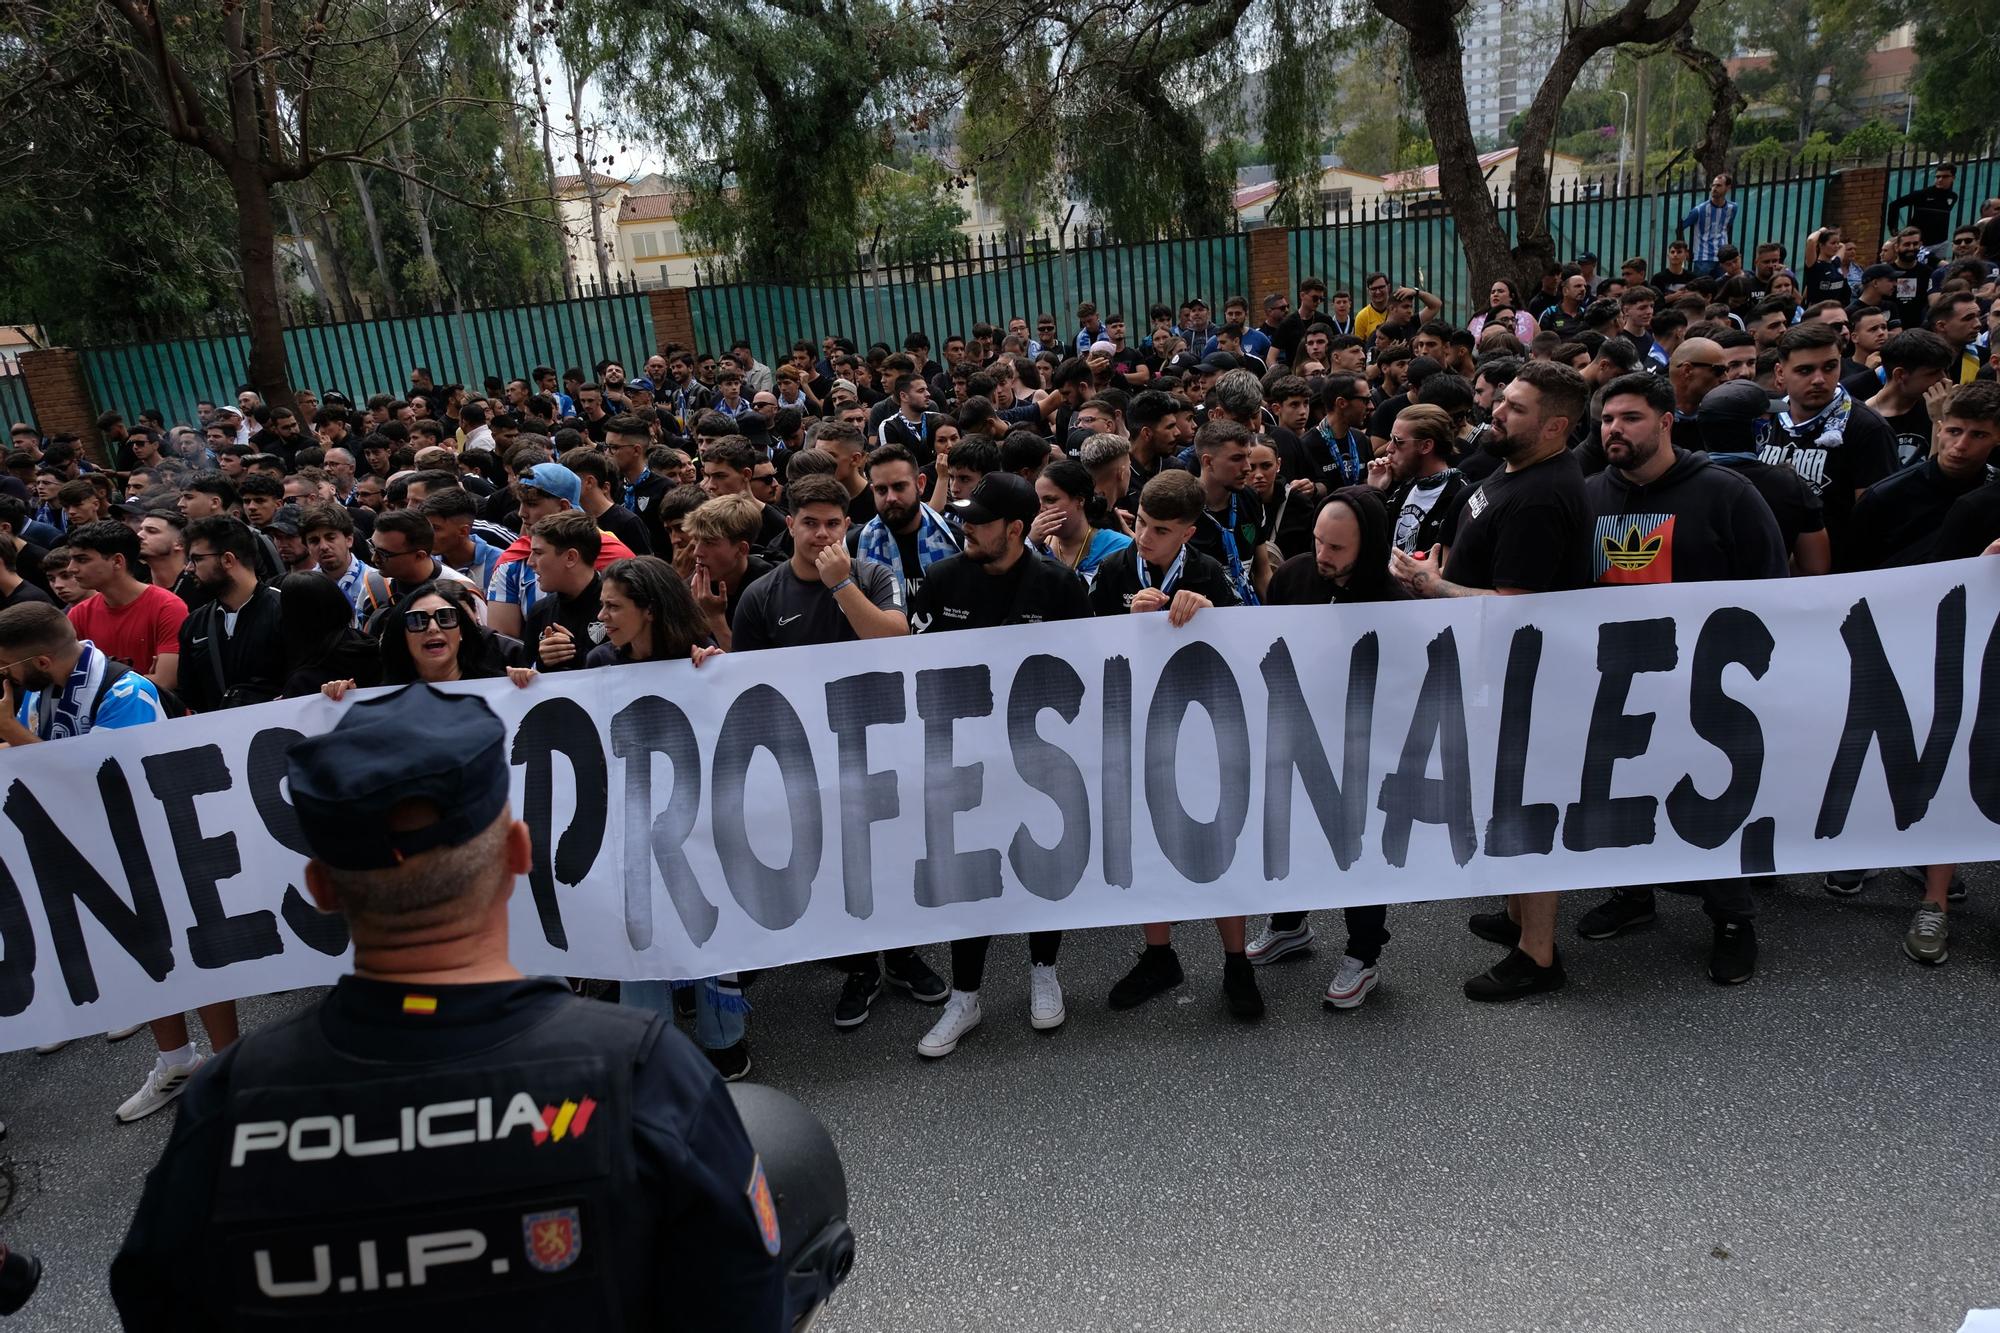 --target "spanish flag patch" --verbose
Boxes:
[401,993,439,1015]
[747,1155,782,1256]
